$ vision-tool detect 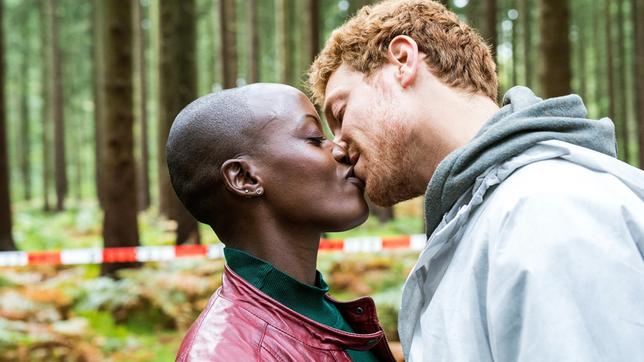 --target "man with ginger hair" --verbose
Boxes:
[309,0,644,361]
